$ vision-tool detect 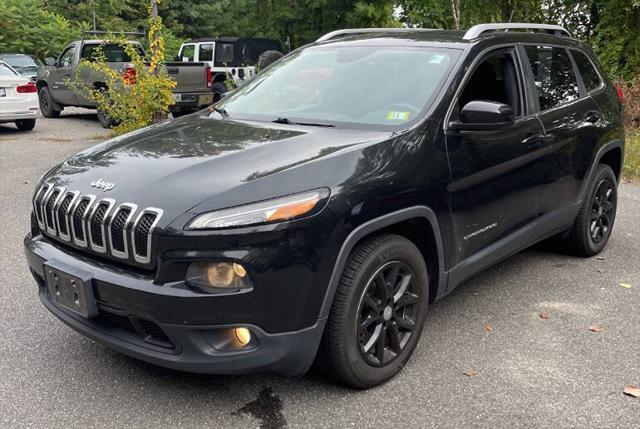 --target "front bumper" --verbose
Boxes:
[24,234,325,376]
